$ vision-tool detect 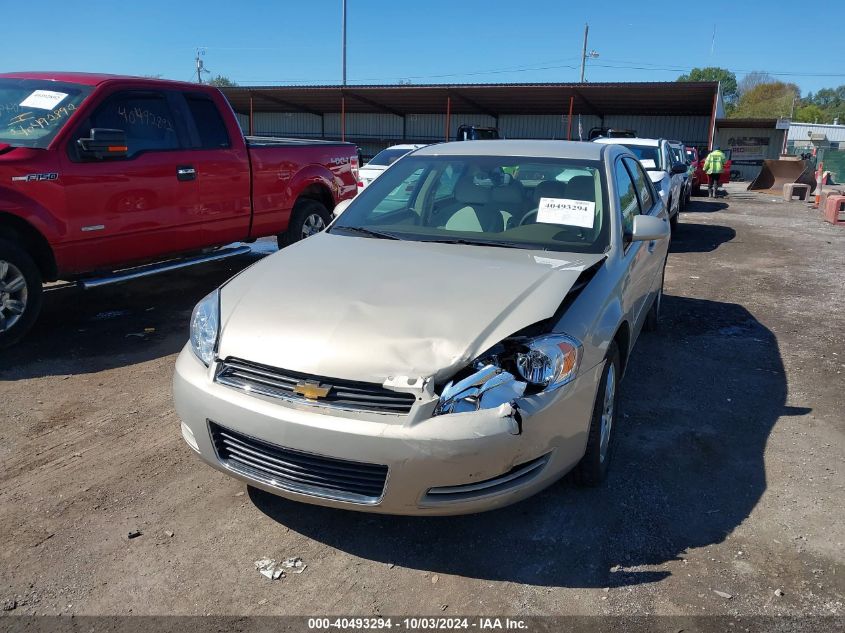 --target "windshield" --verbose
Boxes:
[0,79,93,148]
[367,148,414,167]
[331,155,609,254]
[621,144,661,170]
